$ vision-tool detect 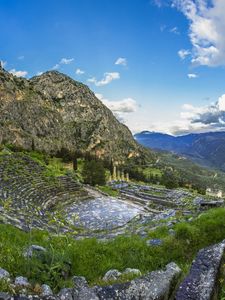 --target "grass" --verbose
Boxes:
[97,185,120,197]
[219,263,225,300]
[0,208,225,294]
[142,167,162,177]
